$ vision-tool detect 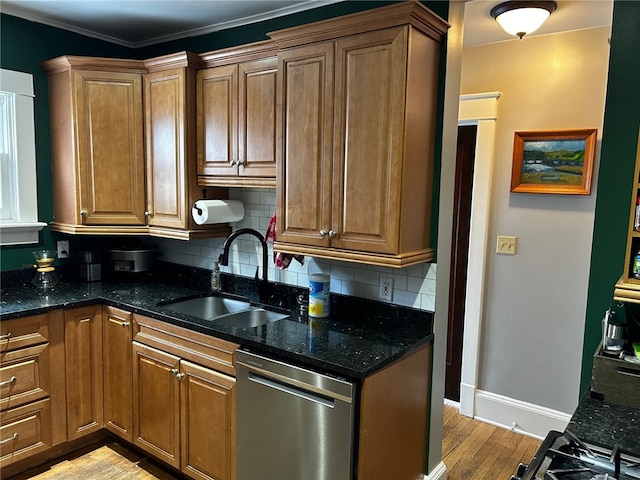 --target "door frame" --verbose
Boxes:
[456,92,501,417]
